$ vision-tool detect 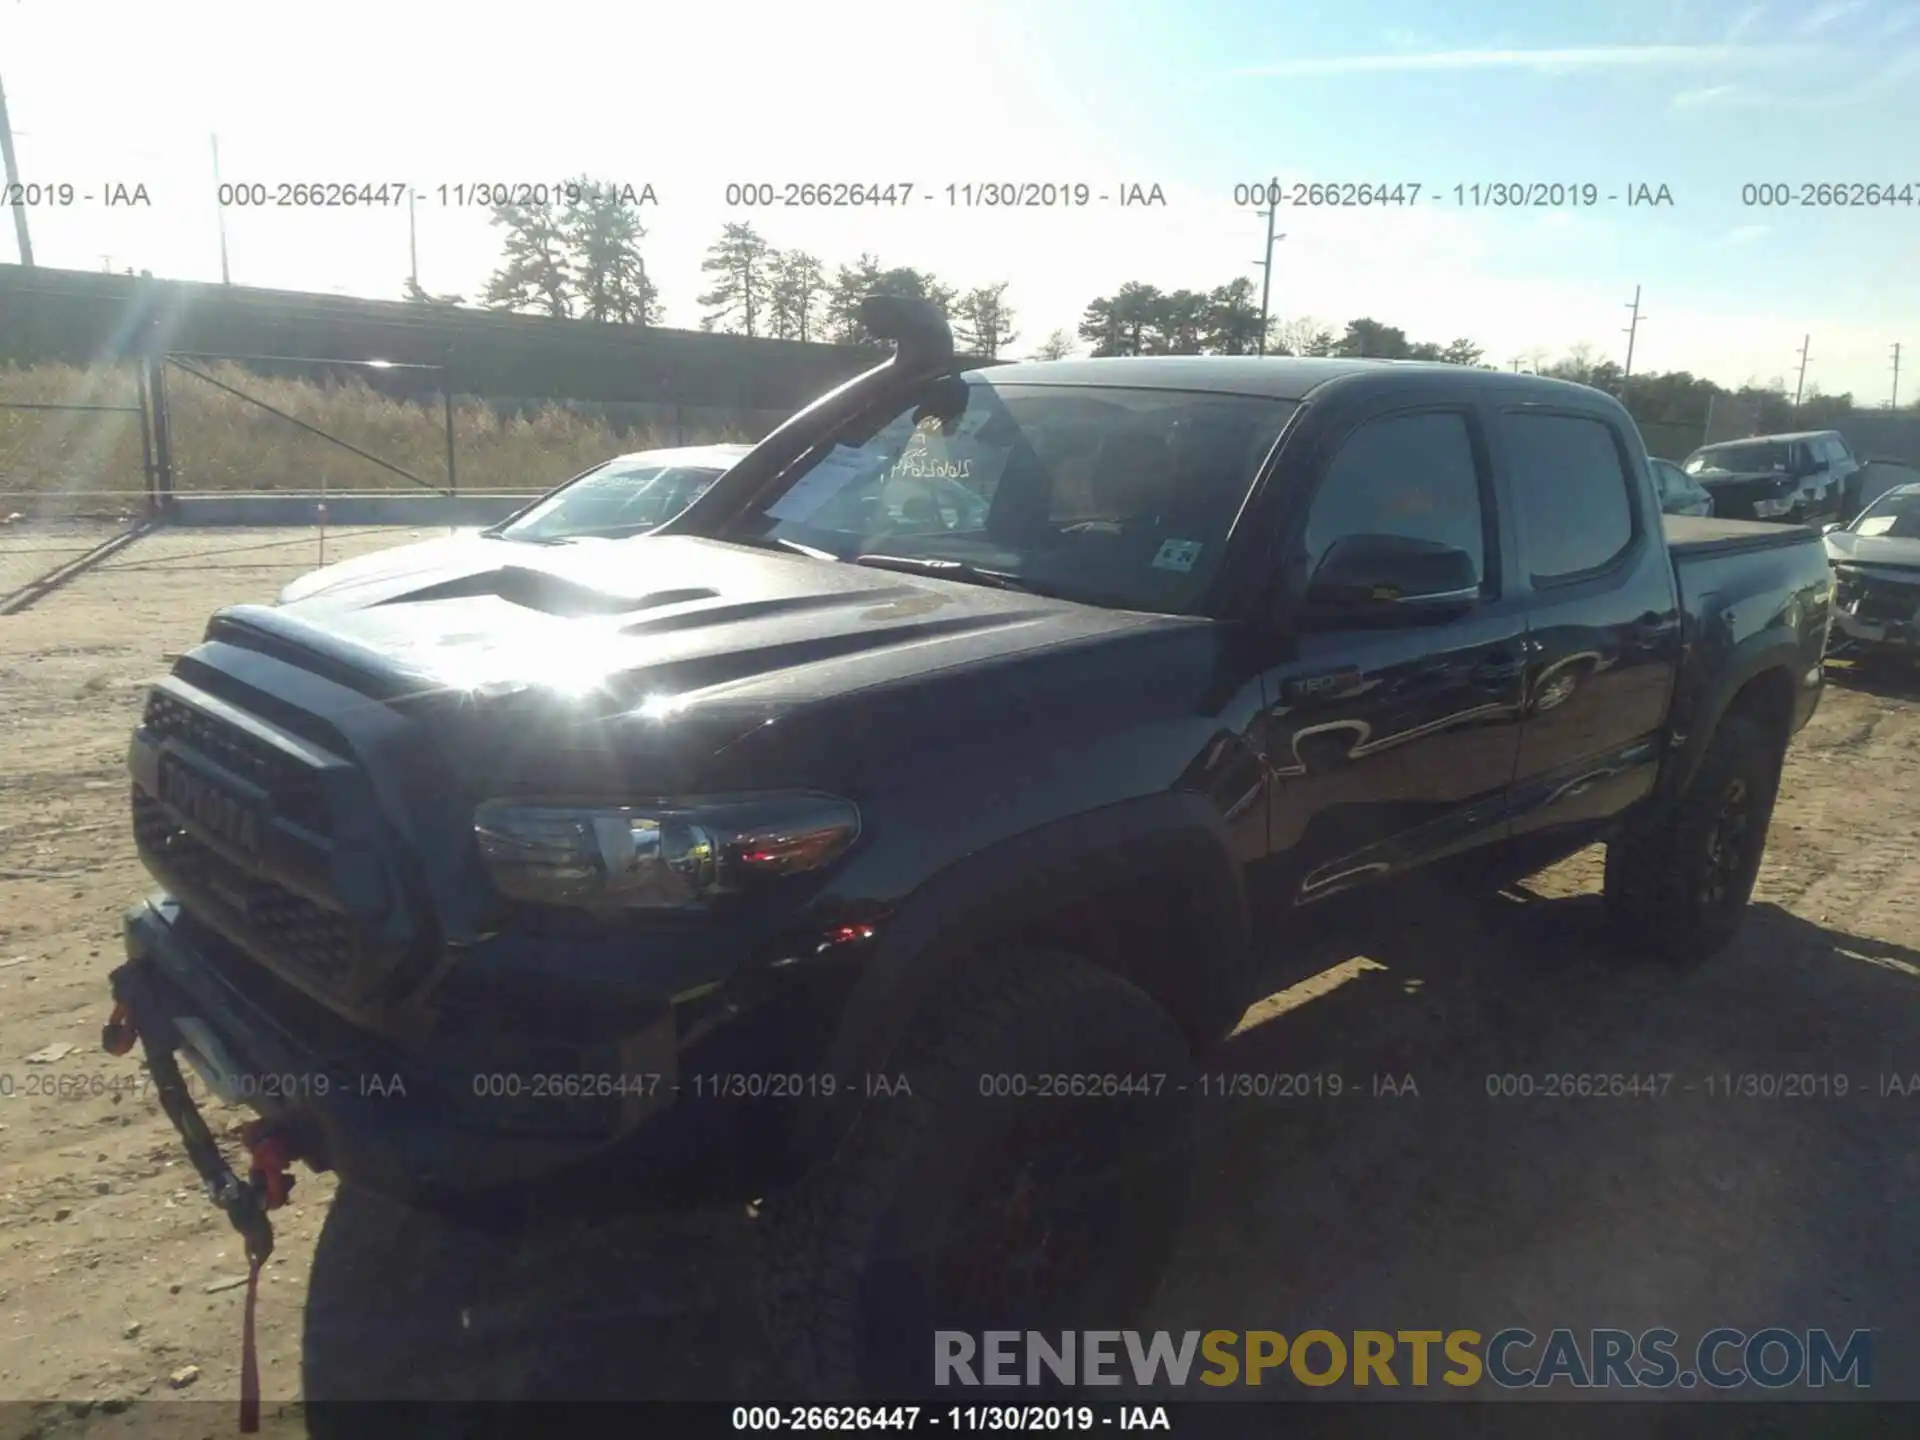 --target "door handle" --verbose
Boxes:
[1629,612,1678,644]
